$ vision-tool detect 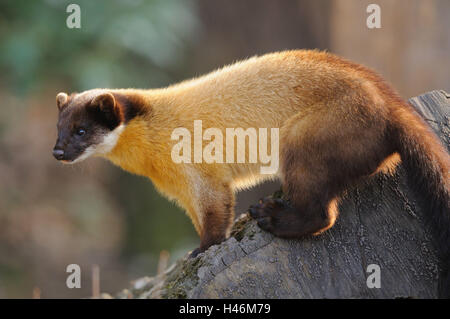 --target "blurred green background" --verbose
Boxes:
[0,0,449,298]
